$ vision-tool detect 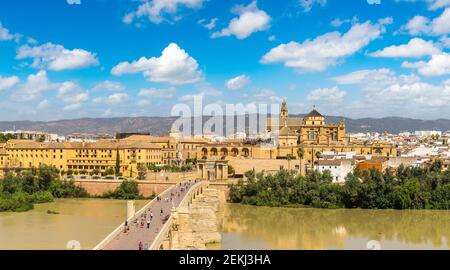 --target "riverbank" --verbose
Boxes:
[0,198,148,250]
[211,203,450,250]
[0,166,152,212]
[230,163,450,210]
